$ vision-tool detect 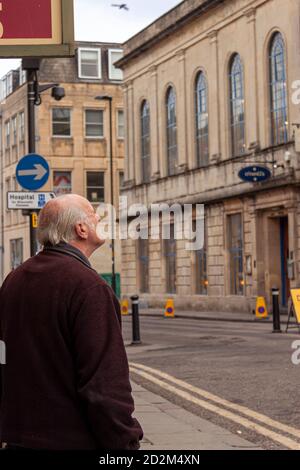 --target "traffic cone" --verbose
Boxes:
[164,299,175,318]
[255,297,268,319]
[121,299,129,316]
